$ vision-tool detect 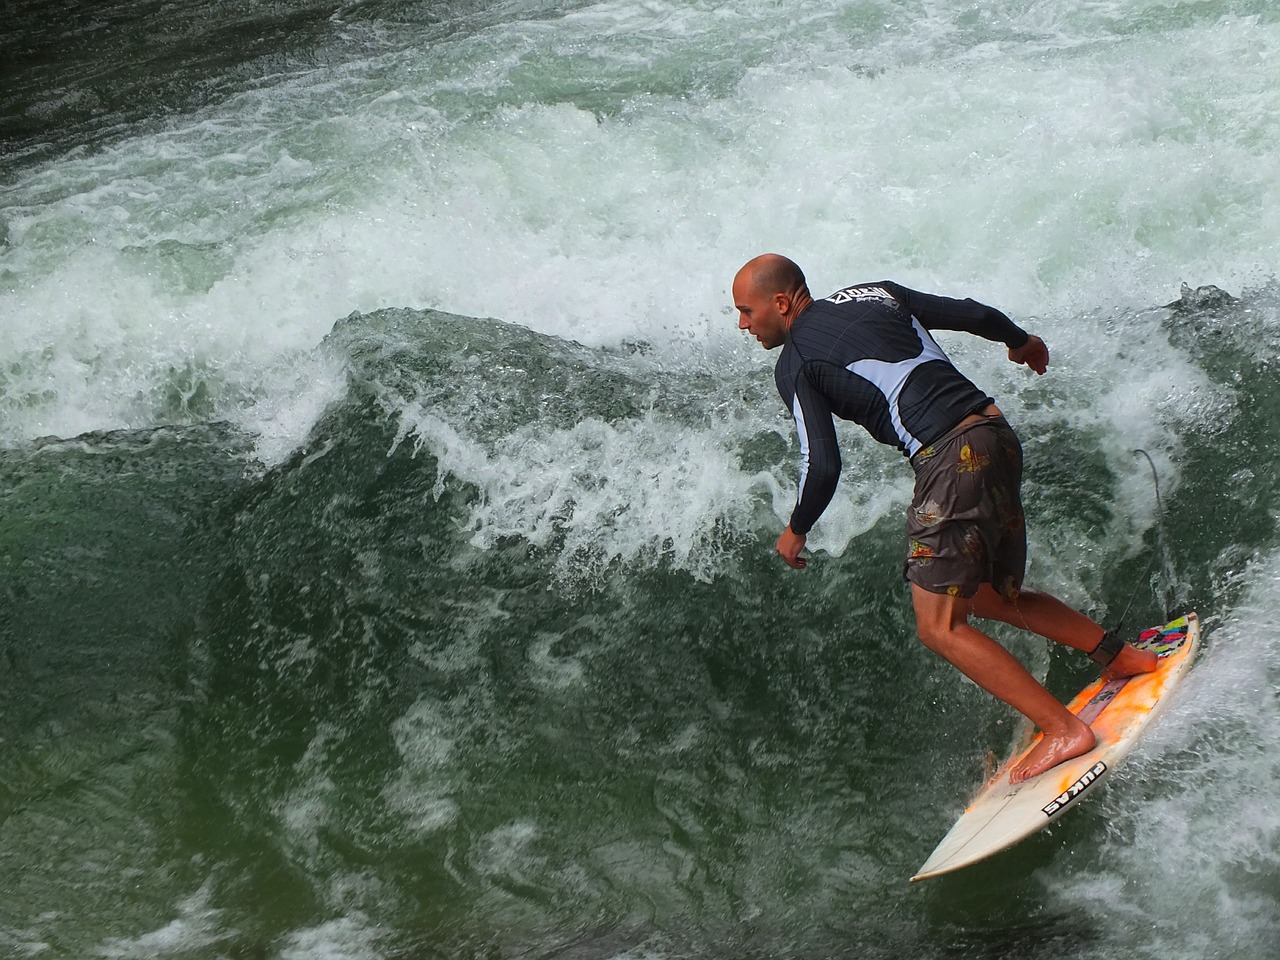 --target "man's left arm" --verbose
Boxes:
[884,281,1048,374]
